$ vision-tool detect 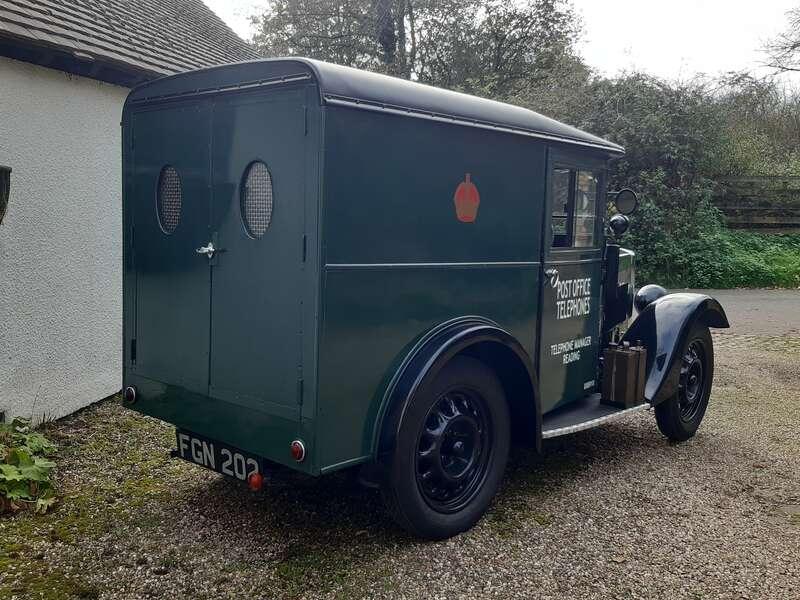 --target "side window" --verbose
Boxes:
[574,171,598,247]
[551,168,572,248]
[550,167,599,248]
